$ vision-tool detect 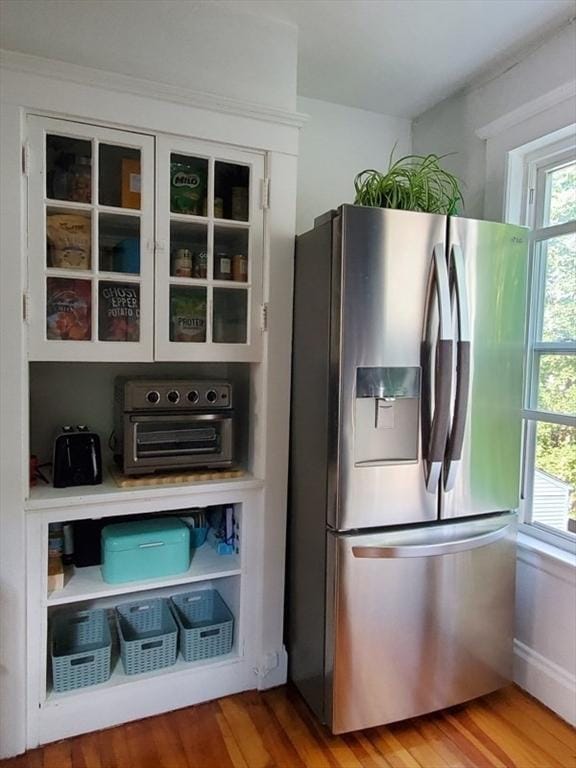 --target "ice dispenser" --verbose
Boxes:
[354,367,420,465]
